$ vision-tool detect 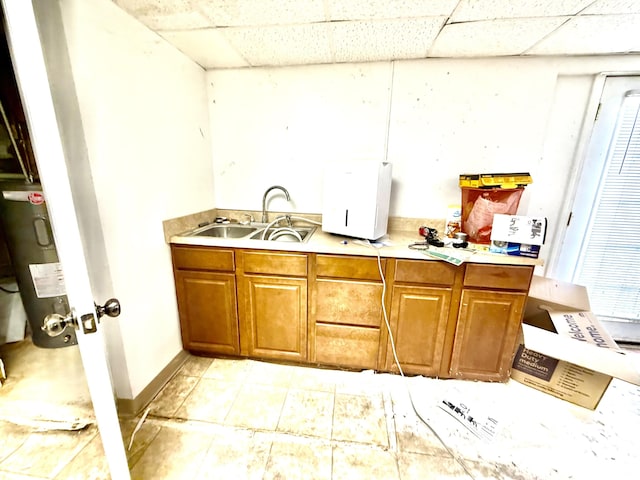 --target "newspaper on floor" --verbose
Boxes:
[439,395,499,441]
